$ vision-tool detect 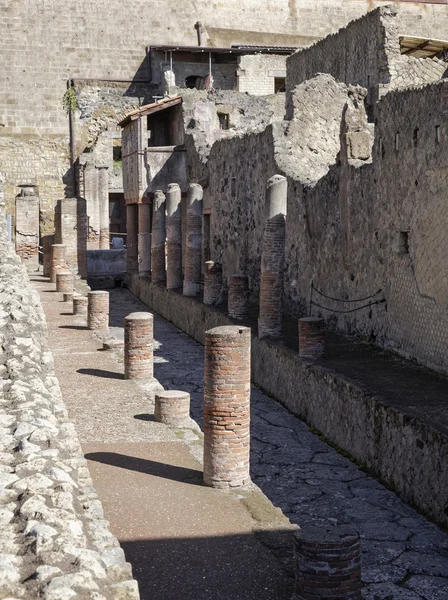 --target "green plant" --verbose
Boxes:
[62,87,77,114]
